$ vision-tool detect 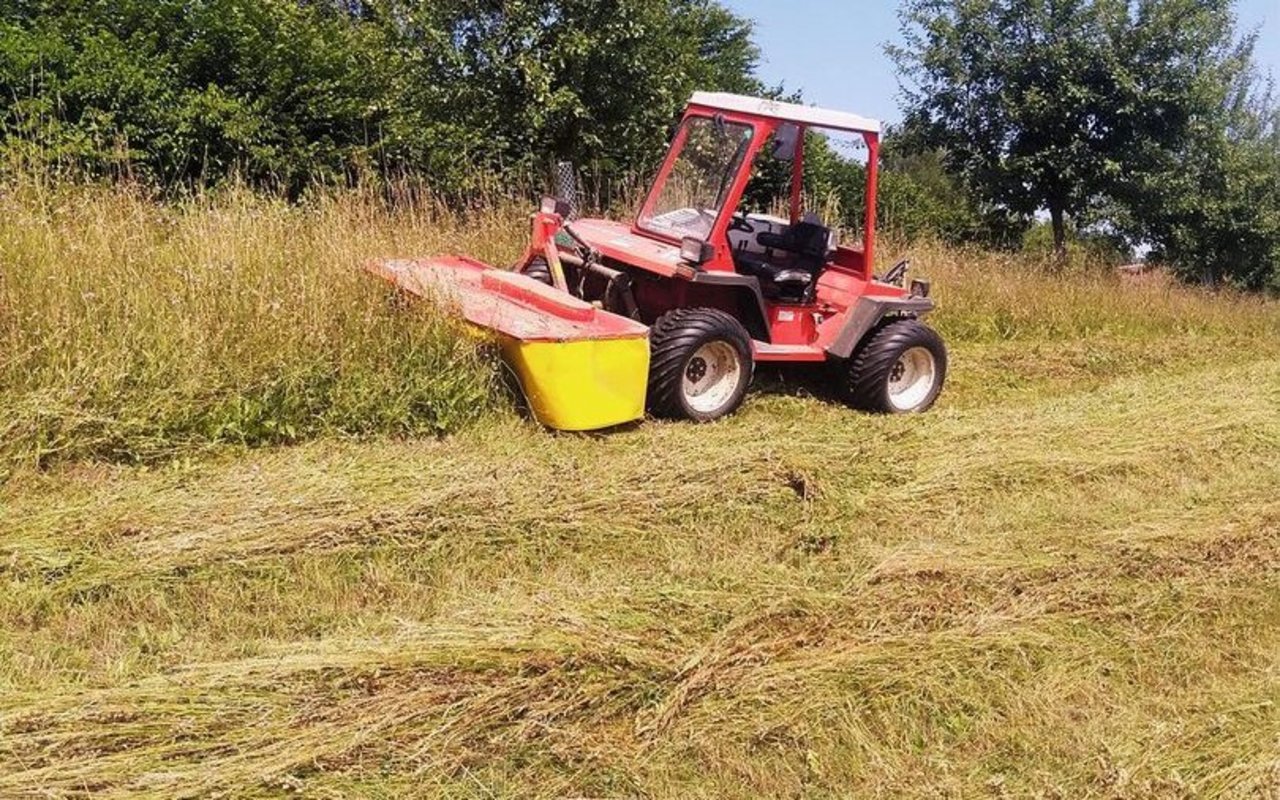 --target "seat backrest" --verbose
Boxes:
[757,214,832,254]
[788,222,831,260]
